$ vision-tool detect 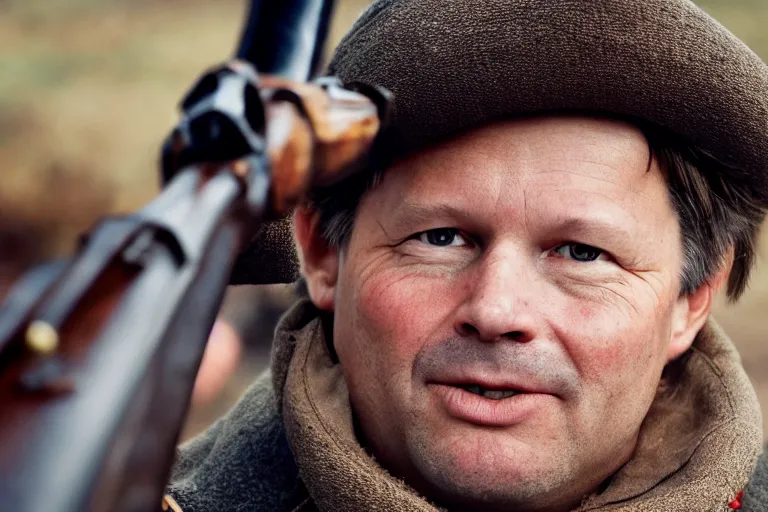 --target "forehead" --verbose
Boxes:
[377,116,673,230]
[392,116,653,189]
